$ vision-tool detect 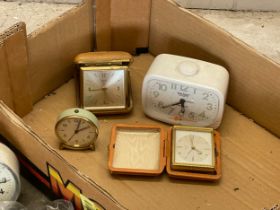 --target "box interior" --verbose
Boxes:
[1,0,280,209]
[21,54,280,209]
[111,126,161,171]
